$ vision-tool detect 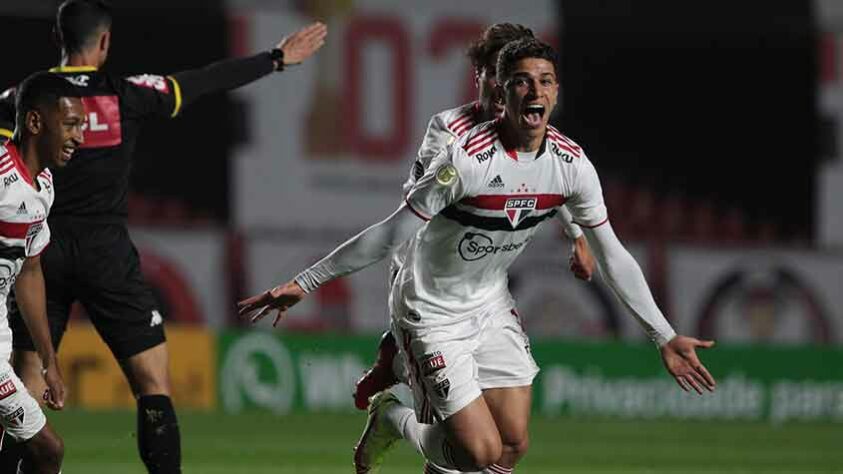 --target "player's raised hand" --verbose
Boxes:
[276,21,328,66]
[42,362,66,411]
[659,335,716,394]
[569,235,595,281]
[237,280,307,327]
